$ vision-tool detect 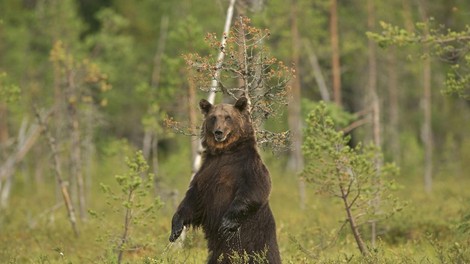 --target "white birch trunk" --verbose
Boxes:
[191,0,237,179]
